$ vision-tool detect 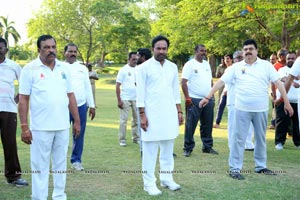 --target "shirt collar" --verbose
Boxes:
[241,57,262,66]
